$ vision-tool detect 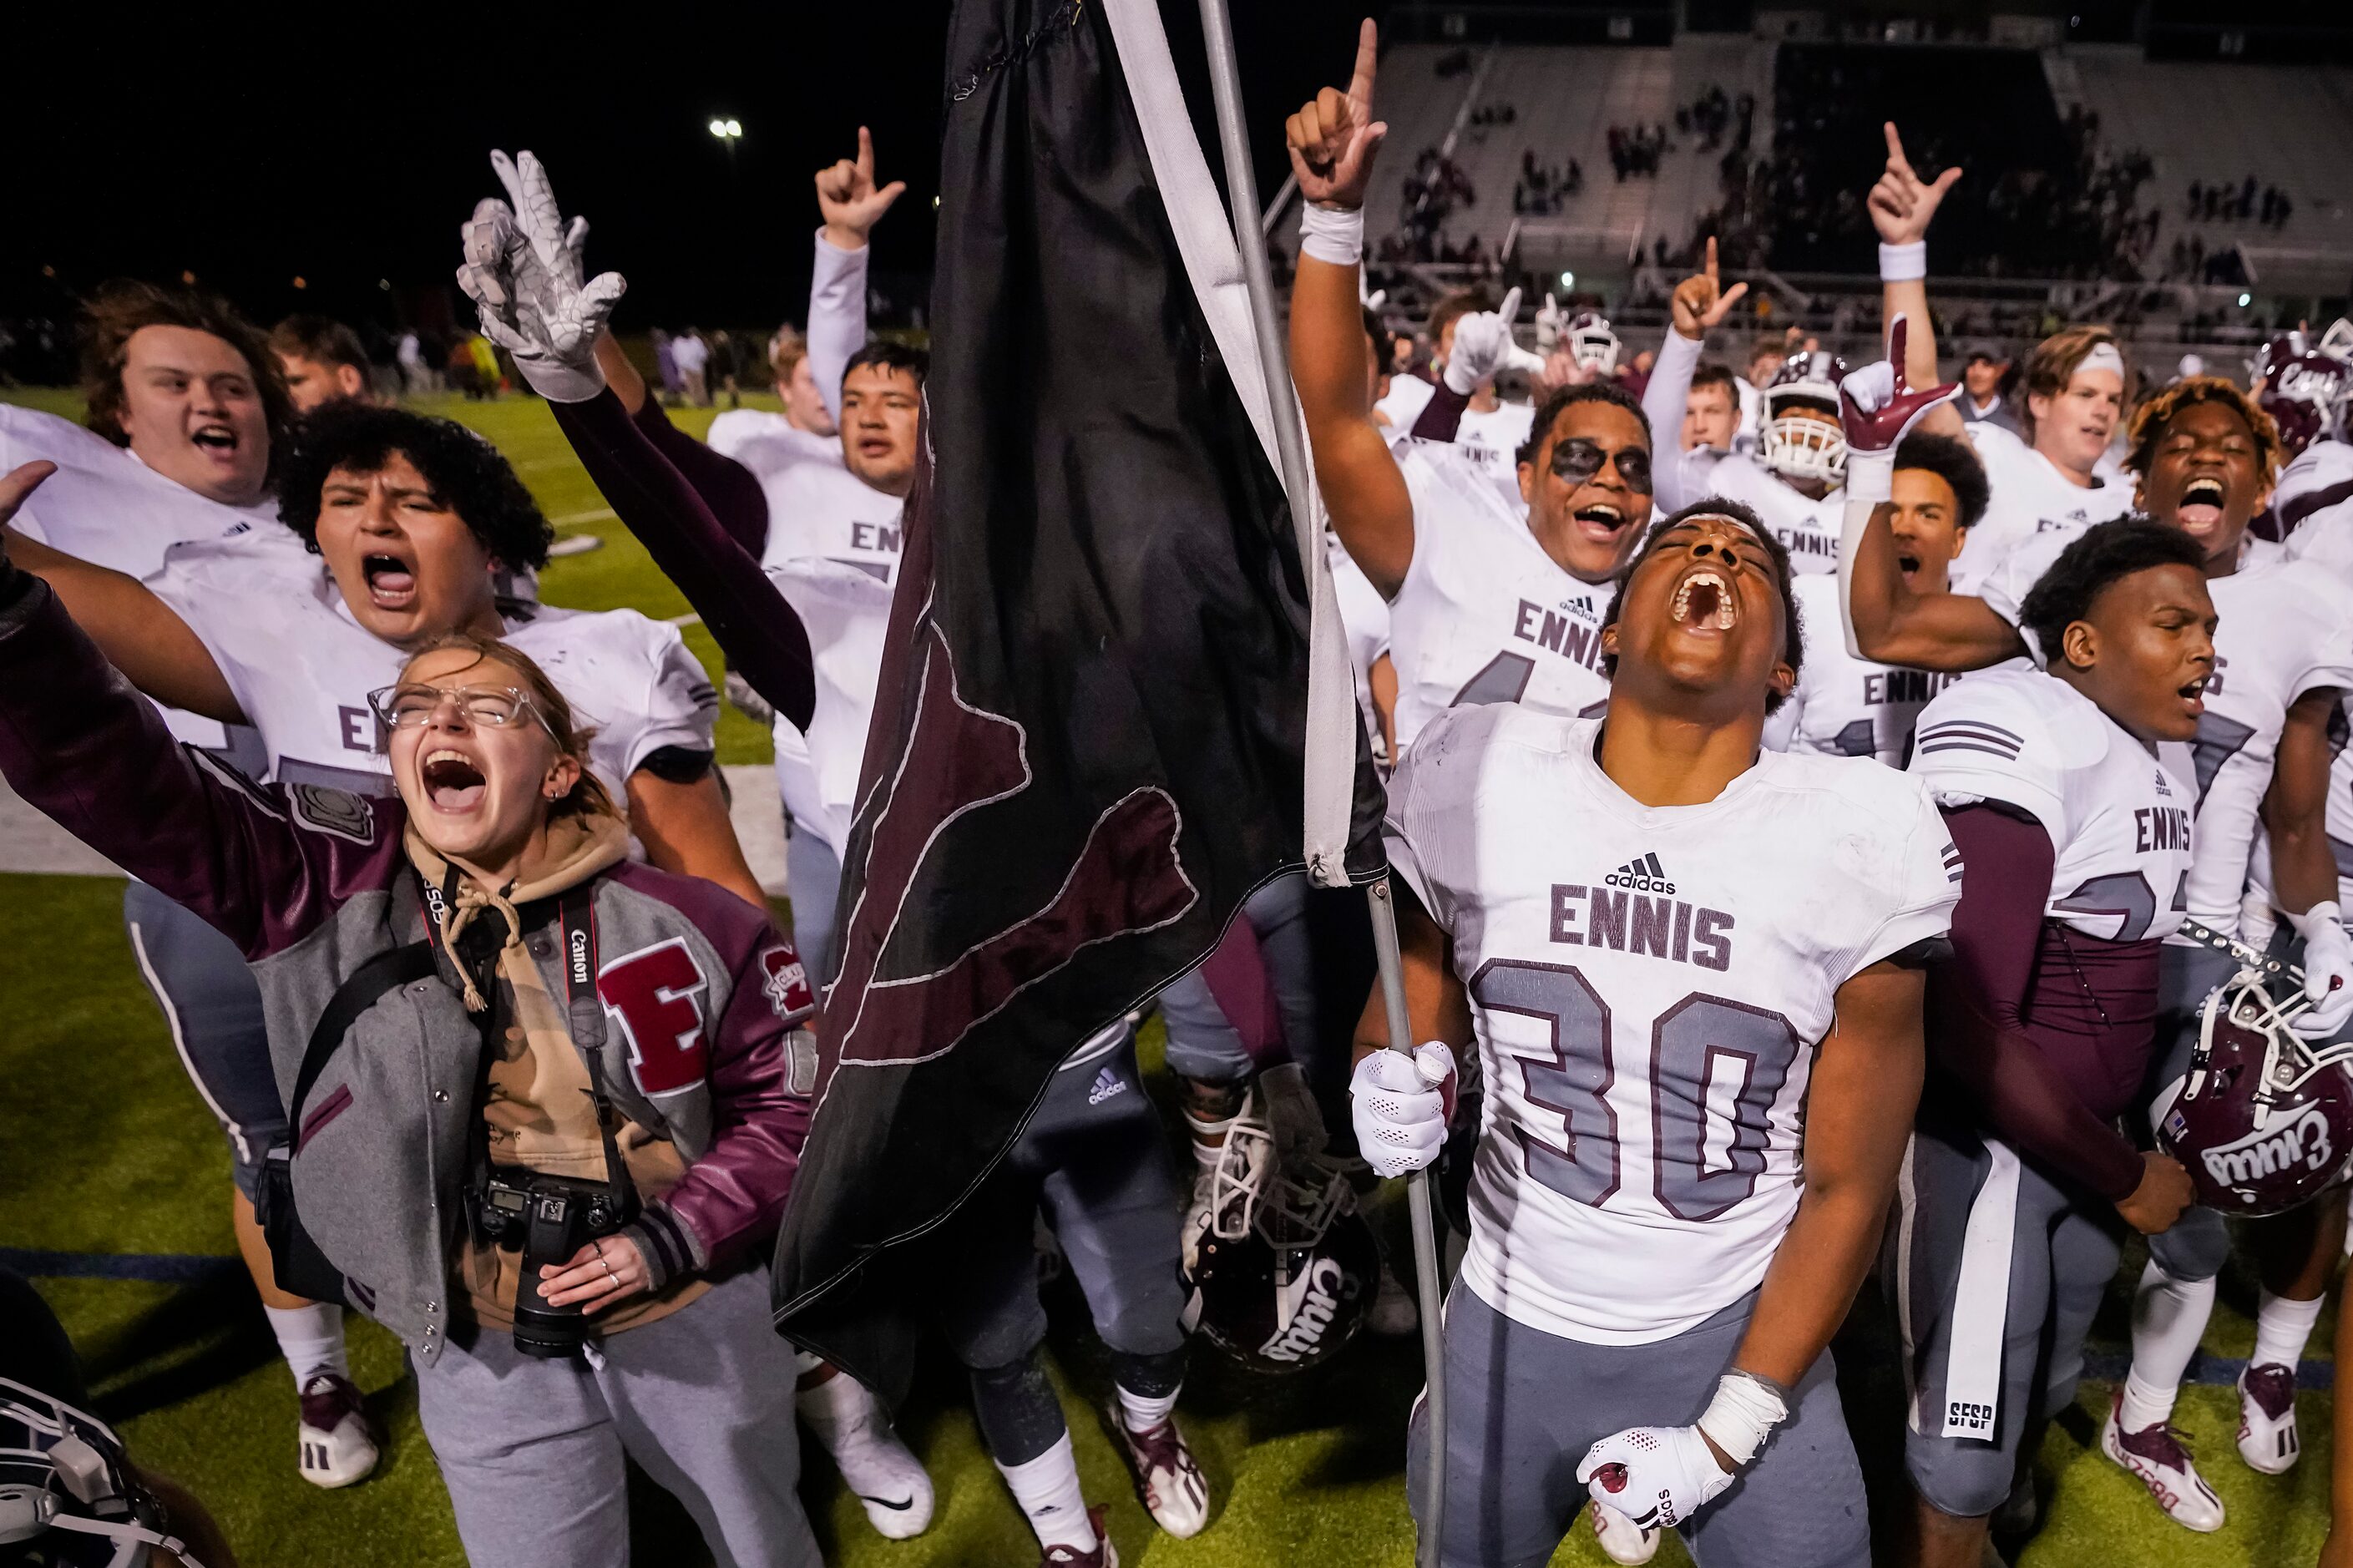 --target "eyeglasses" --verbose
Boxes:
[367,682,547,732]
[1549,438,1652,492]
